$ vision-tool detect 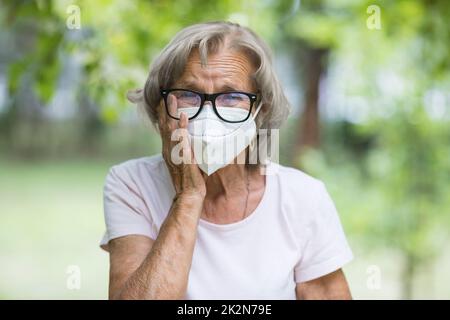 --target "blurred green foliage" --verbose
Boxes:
[290,0,450,299]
